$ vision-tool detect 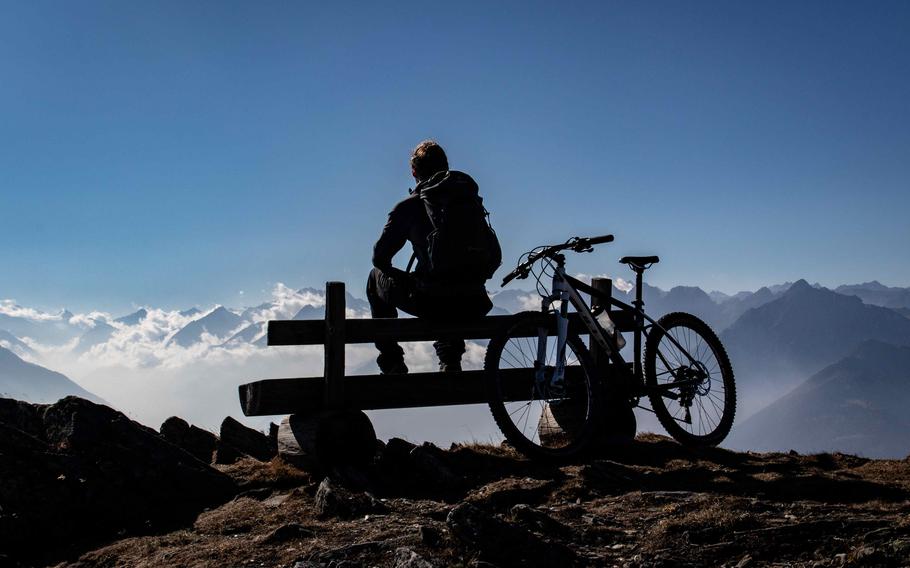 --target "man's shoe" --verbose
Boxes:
[377,352,408,375]
[439,361,462,373]
[379,360,409,375]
